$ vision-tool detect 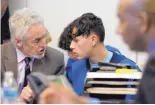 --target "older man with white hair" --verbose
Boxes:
[1,8,65,103]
